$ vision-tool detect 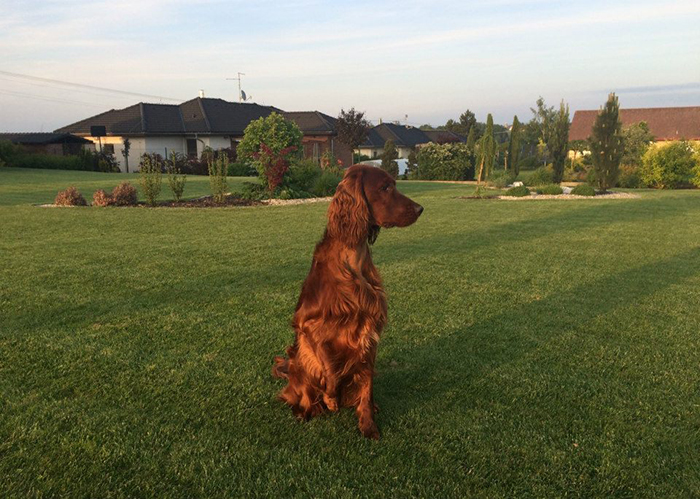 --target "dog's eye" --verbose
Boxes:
[382,184,392,192]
